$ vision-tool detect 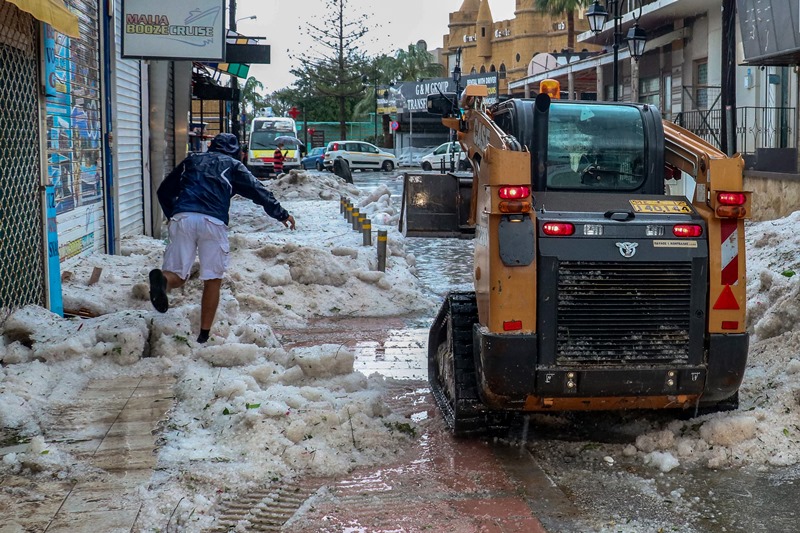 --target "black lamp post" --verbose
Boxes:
[587,0,647,102]
[362,73,379,144]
